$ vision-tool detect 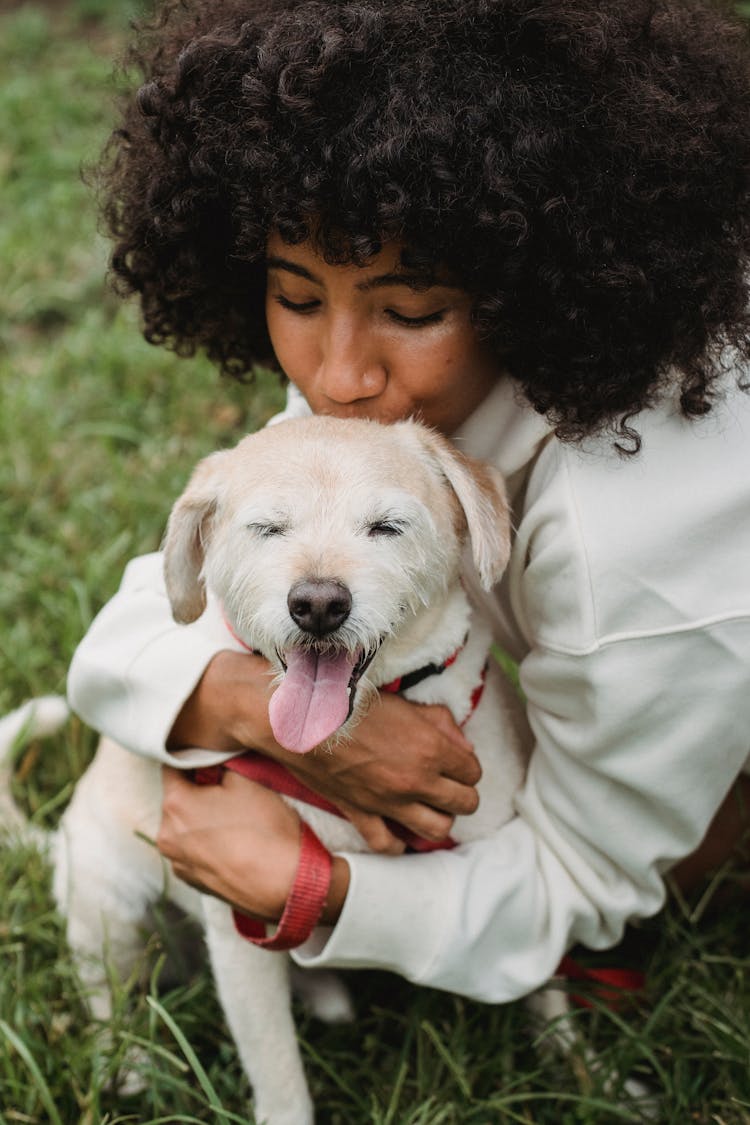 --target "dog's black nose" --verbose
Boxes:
[287,579,352,636]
